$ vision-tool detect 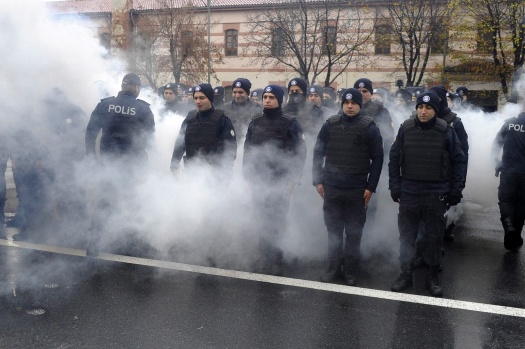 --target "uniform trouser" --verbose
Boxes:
[0,154,7,226]
[398,192,447,267]
[251,184,290,267]
[323,185,366,263]
[12,162,47,228]
[498,172,525,234]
